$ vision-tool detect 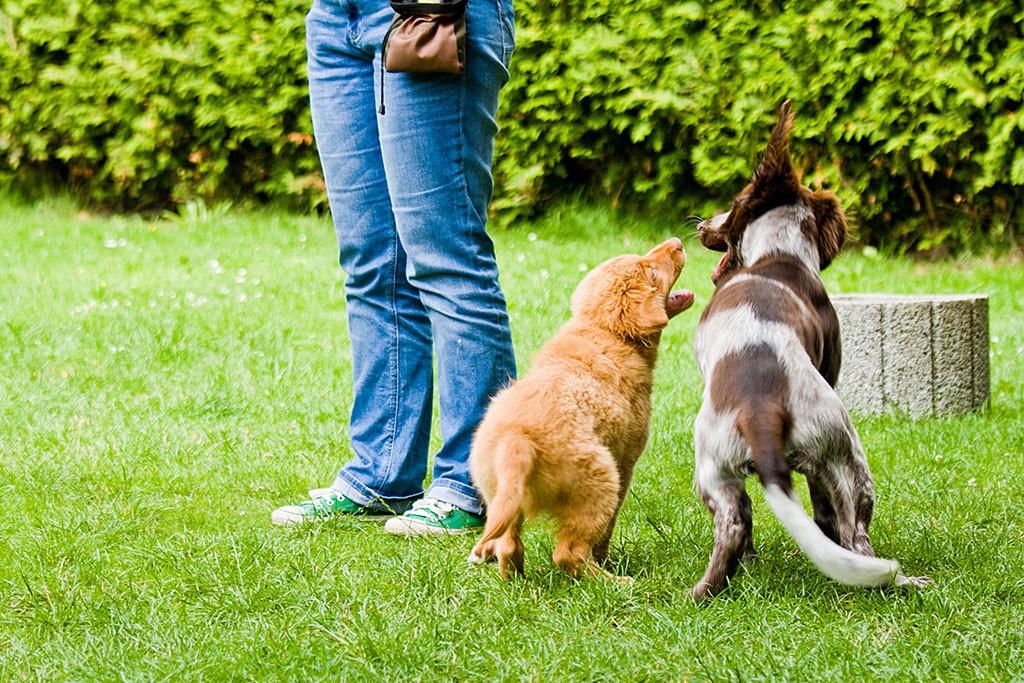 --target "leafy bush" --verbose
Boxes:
[497,0,1024,250]
[1,0,1021,250]
[0,0,319,211]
